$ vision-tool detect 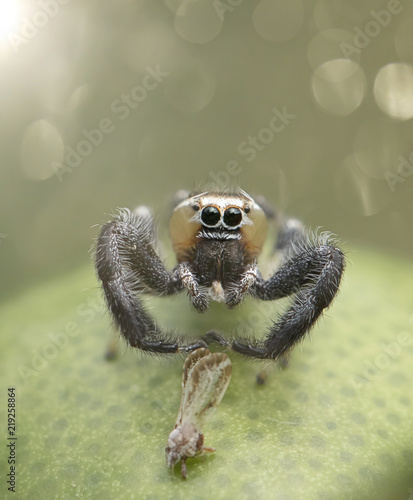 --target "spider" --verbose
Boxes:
[95,189,345,360]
